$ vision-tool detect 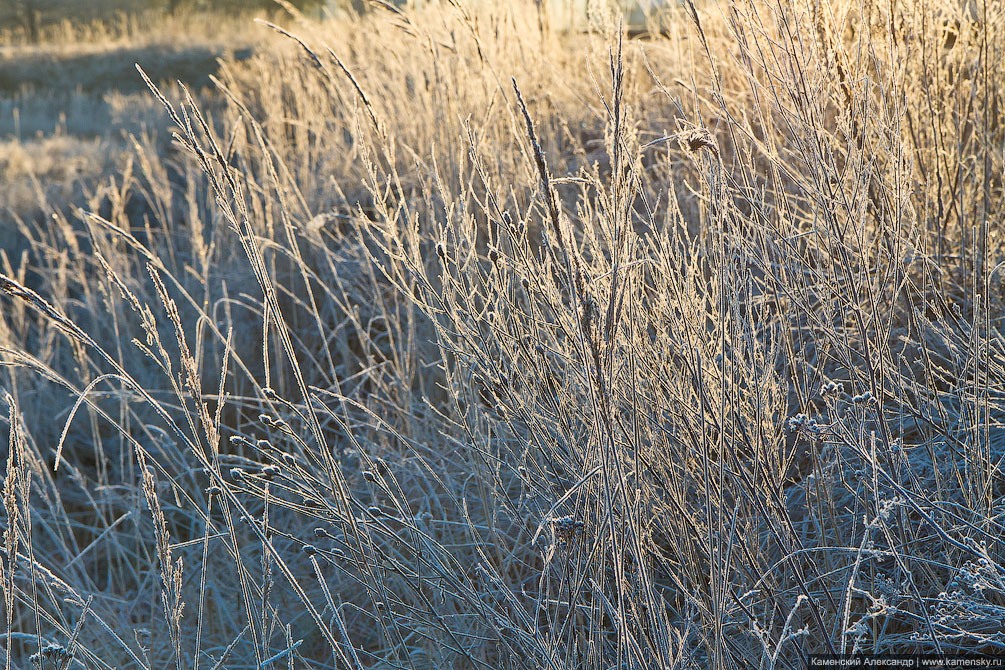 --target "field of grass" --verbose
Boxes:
[2,1,1005,668]
[0,6,280,221]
